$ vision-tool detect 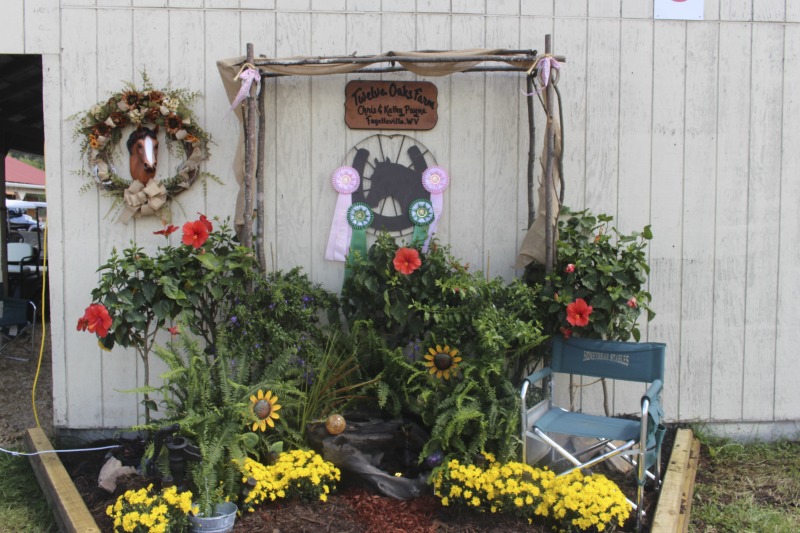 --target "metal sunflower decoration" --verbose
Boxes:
[424,344,462,380]
[250,389,281,431]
